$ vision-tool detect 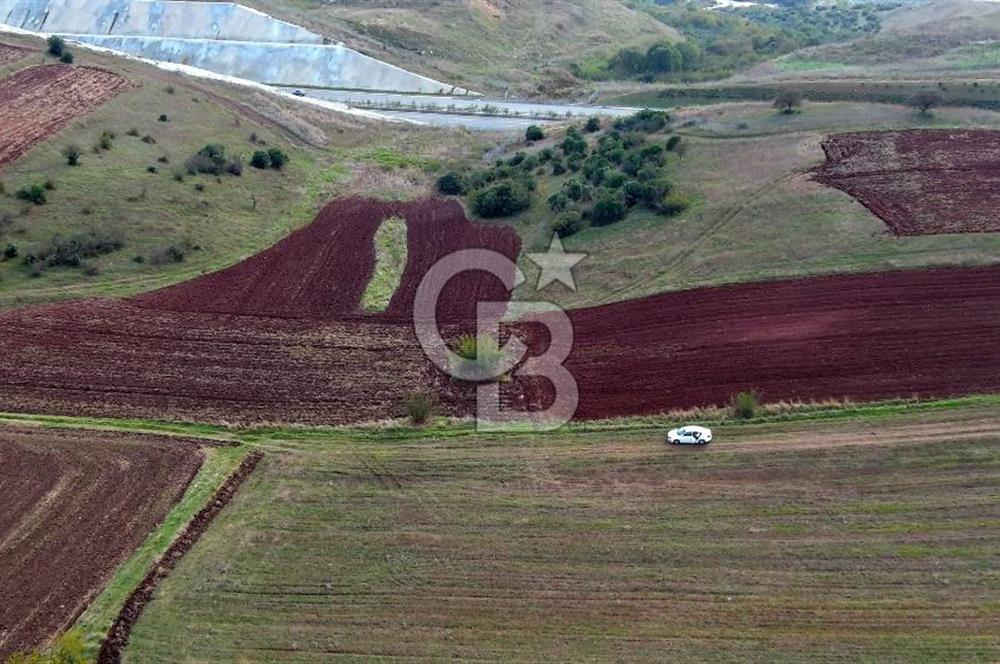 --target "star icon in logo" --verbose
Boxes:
[526,234,587,291]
